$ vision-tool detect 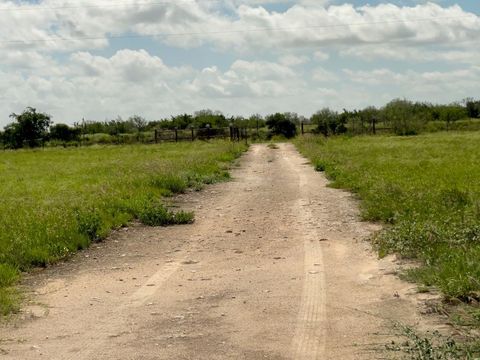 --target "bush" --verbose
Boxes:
[383,99,428,135]
[311,108,347,136]
[49,124,81,142]
[265,113,297,139]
